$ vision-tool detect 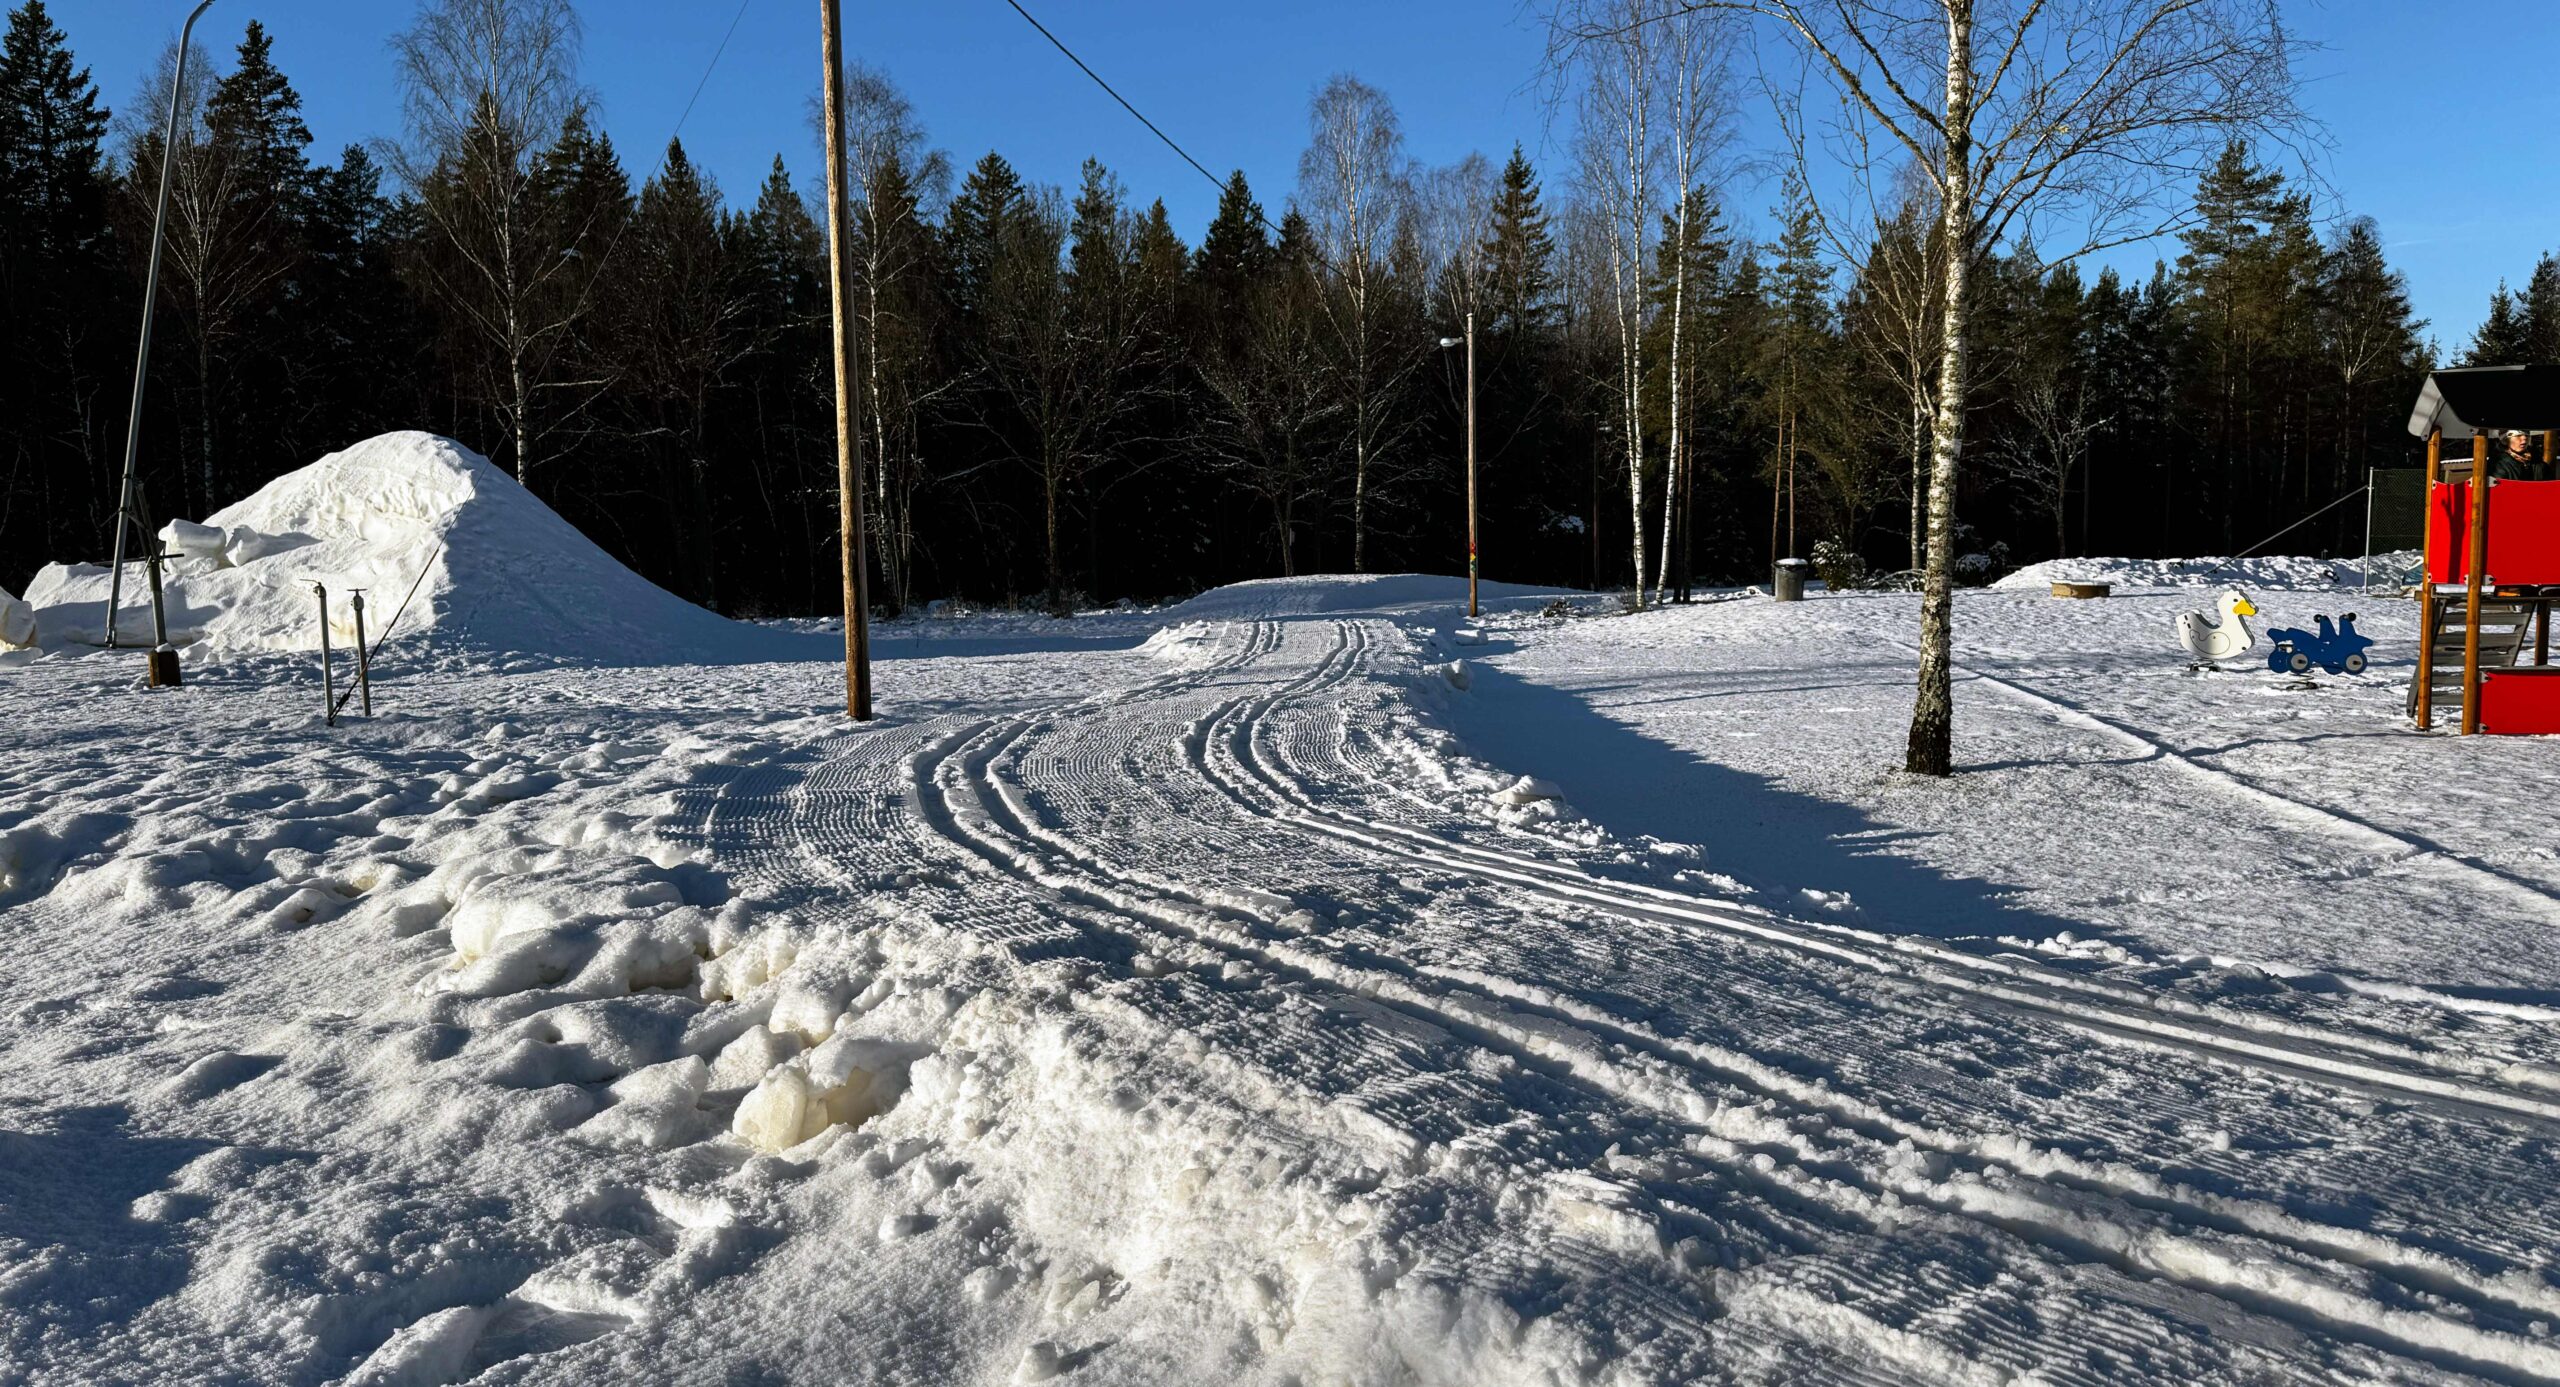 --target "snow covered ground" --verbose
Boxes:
[8,454,2560,1383]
